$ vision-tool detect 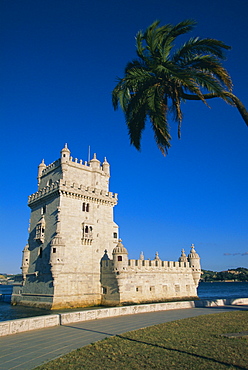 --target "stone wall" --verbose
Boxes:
[101,259,198,306]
